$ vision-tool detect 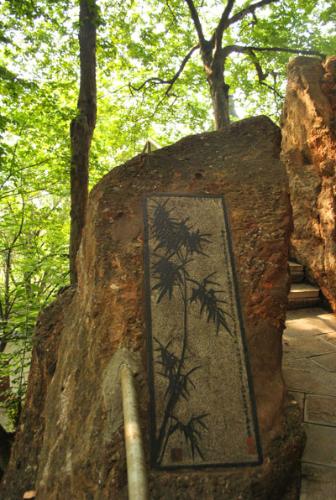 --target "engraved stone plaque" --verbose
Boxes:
[144,194,262,469]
